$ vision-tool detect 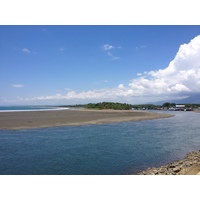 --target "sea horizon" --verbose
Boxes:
[0,105,69,112]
